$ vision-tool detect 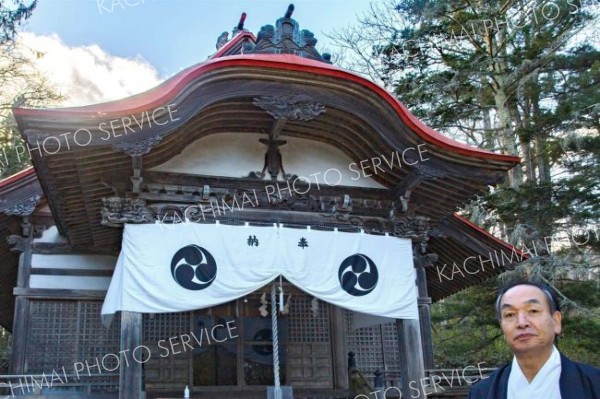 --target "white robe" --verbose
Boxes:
[507,345,562,399]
